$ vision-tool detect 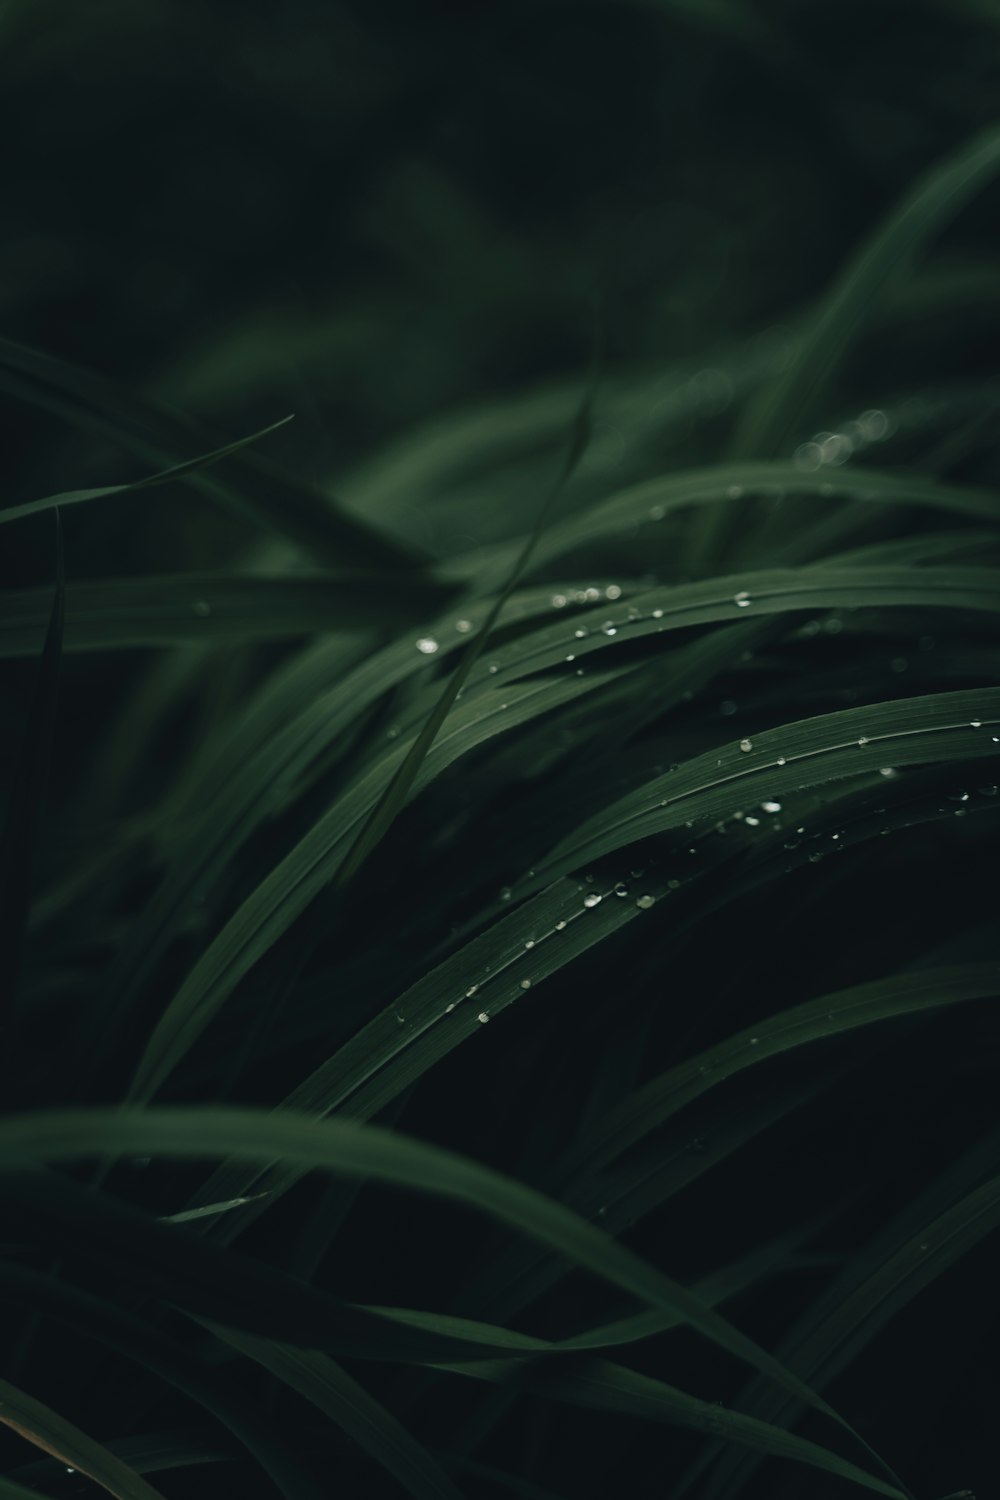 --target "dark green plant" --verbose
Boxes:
[1,9,1000,1500]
